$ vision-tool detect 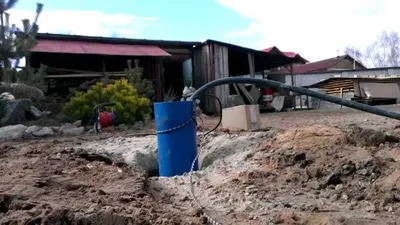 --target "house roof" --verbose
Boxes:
[276,55,366,74]
[31,39,172,56]
[34,33,201,49]
[262,46,308,64]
